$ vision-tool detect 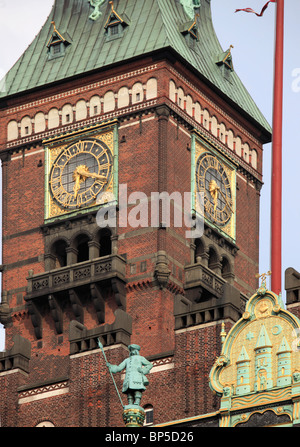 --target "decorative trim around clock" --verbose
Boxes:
[191,133,237,241]
[44,121,118,222]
